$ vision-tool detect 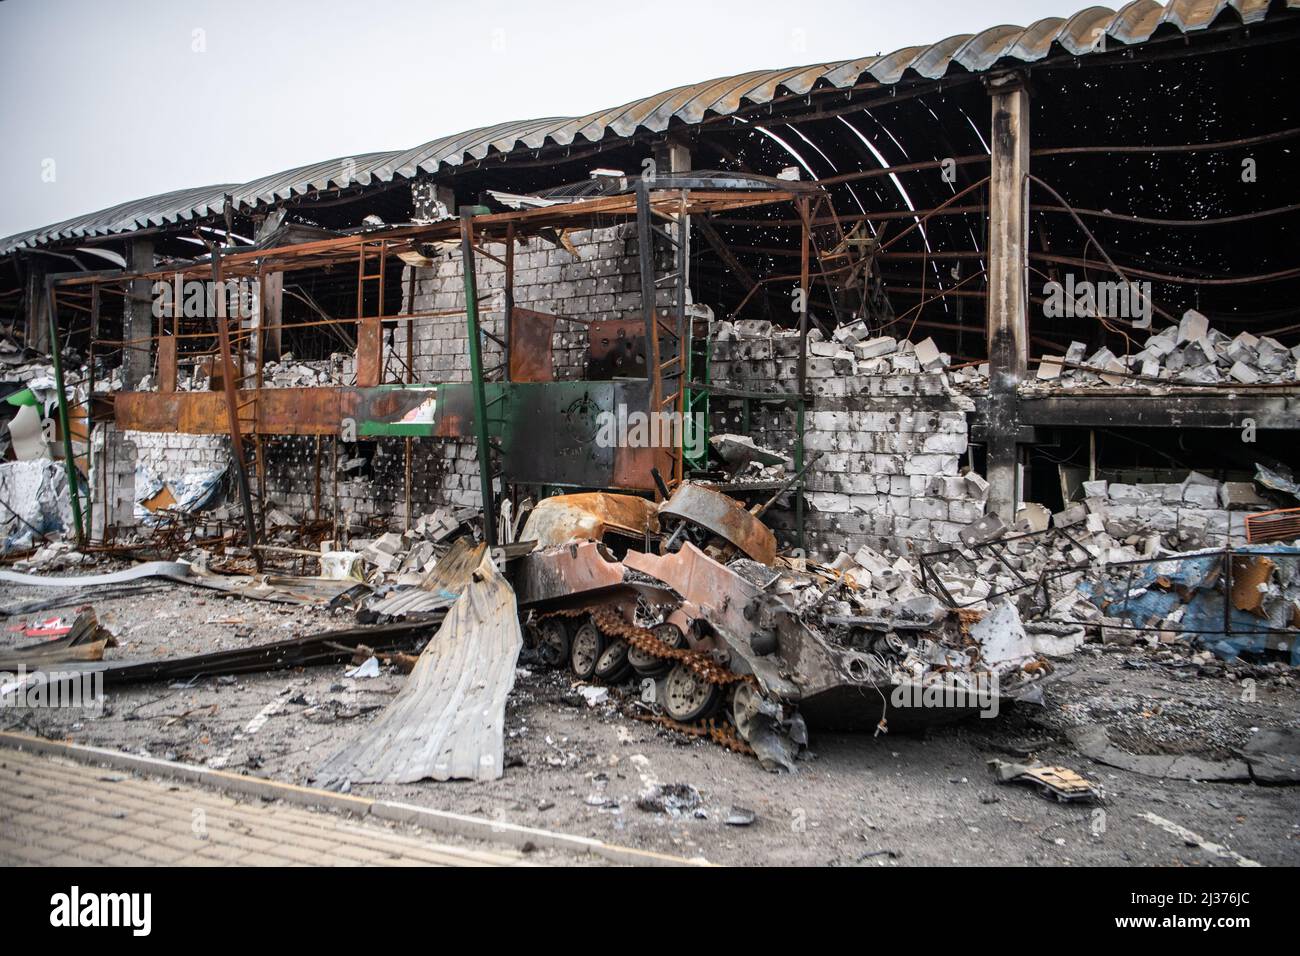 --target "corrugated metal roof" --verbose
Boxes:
[226,149,403,210]
[3,0,1293,258]
[1,183,234,256]
[316,554,523,785]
